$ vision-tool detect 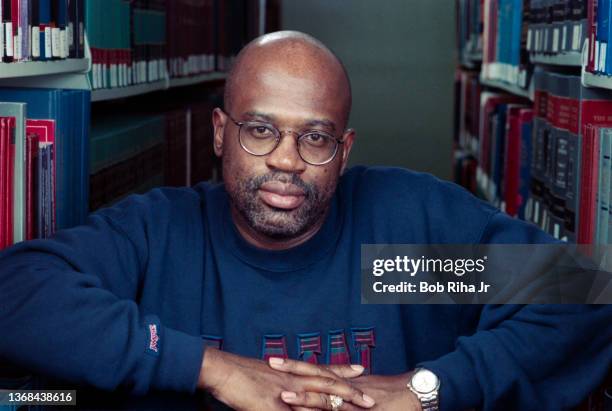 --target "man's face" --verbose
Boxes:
[214,64,354,242]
